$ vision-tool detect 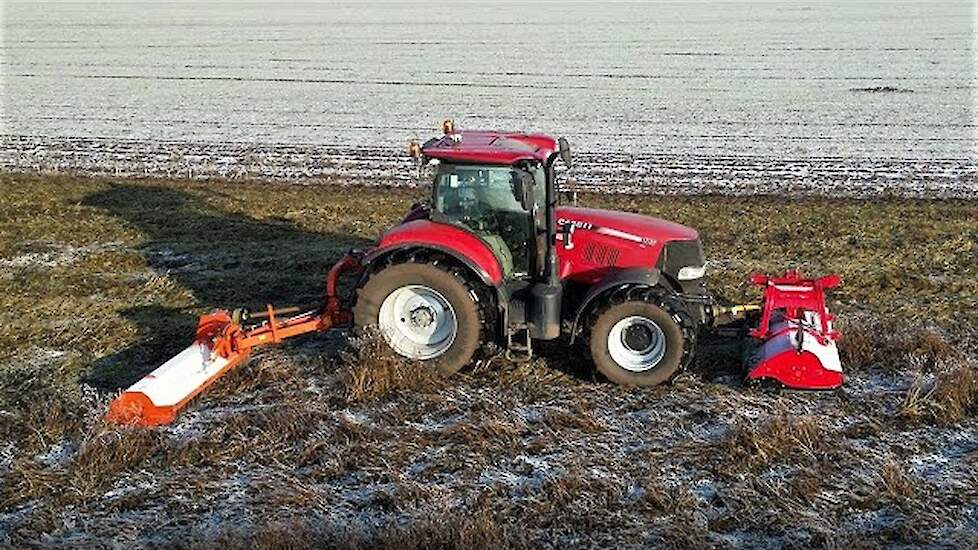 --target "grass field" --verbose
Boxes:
[1,172,977,547]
